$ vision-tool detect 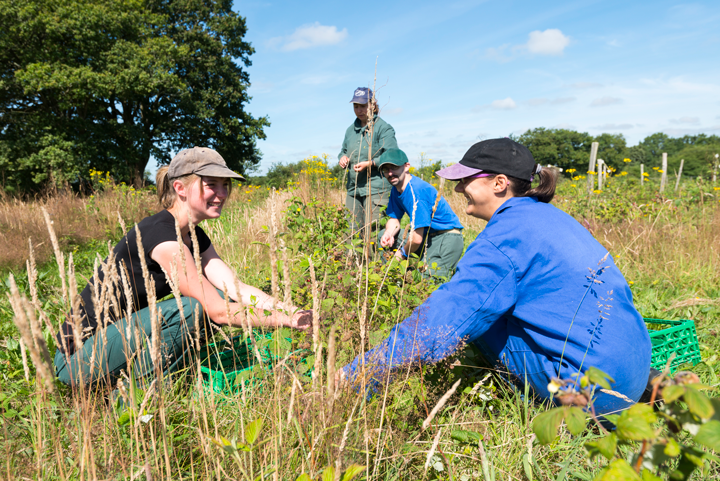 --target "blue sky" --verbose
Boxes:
[234,0,720,173]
